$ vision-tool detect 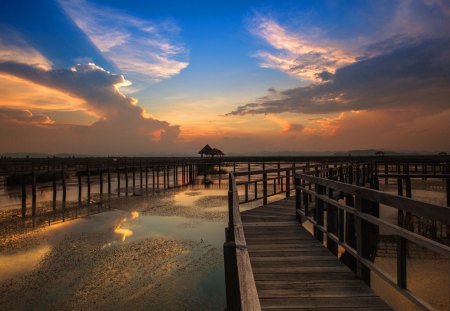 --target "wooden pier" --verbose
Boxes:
[224,164,450,311]
[242,197,392,310]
